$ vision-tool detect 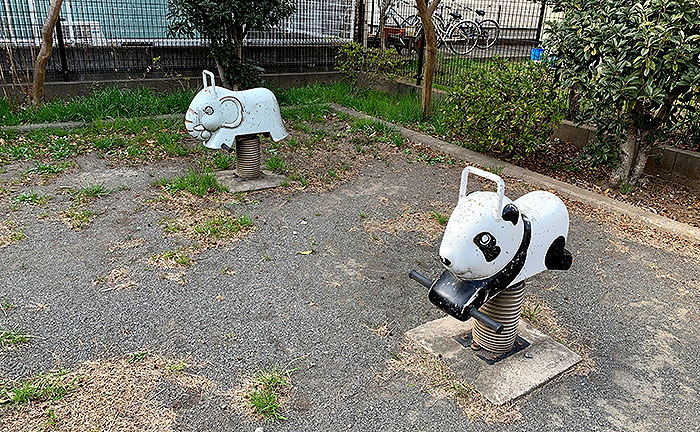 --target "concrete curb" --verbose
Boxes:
[330,103,700,245]
[1,114,182,133]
